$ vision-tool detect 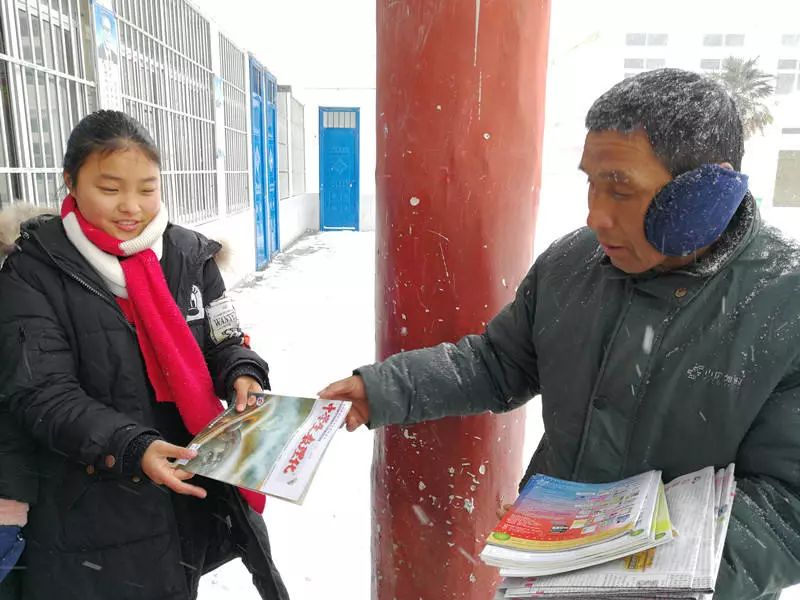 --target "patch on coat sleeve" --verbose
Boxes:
[206,295,242,345]
[186,285,205,322]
